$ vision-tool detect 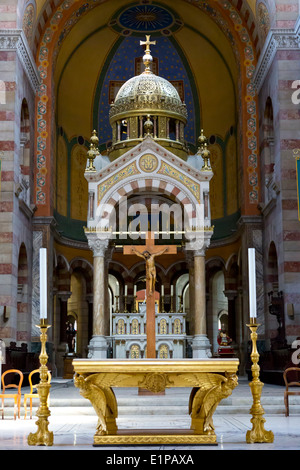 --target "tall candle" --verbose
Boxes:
[125,285,128,296]
[161,285,164,296]
[171,285,173,296]
[134,285,137,296]
[248,248,257,318]
[40,248,47,319]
